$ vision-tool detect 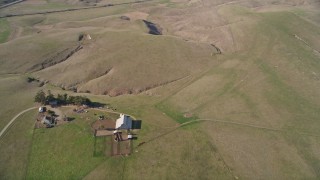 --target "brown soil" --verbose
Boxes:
[92,119,115,130]
[111,133,131,156]
[123,11,149,21]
